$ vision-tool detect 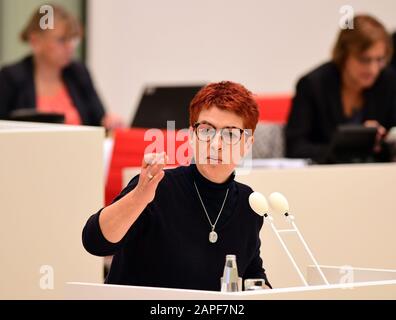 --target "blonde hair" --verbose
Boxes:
[332,14,393,69]
[20,4,82,42]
